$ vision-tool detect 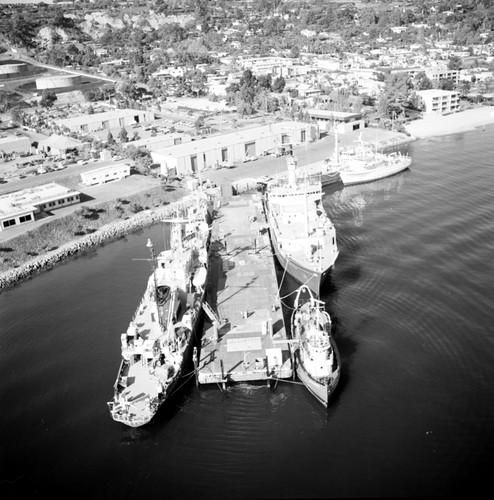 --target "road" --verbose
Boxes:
[0,127,411,244]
